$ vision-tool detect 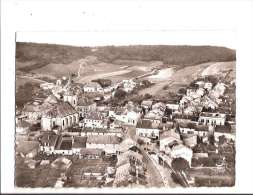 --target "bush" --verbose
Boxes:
[92,79,112,88]
[171,157,190,172]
